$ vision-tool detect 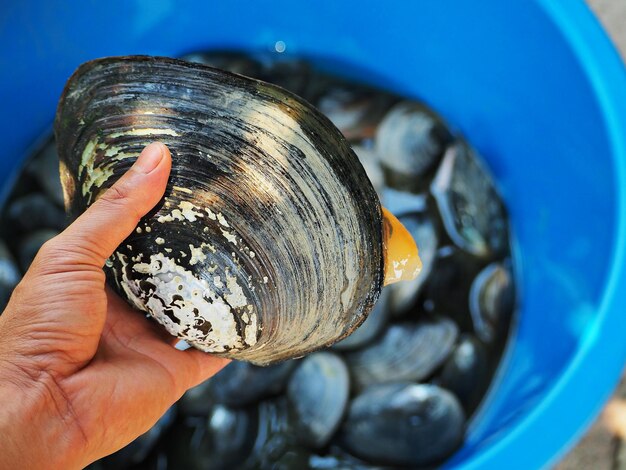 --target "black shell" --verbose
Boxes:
[55,56,384,365]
